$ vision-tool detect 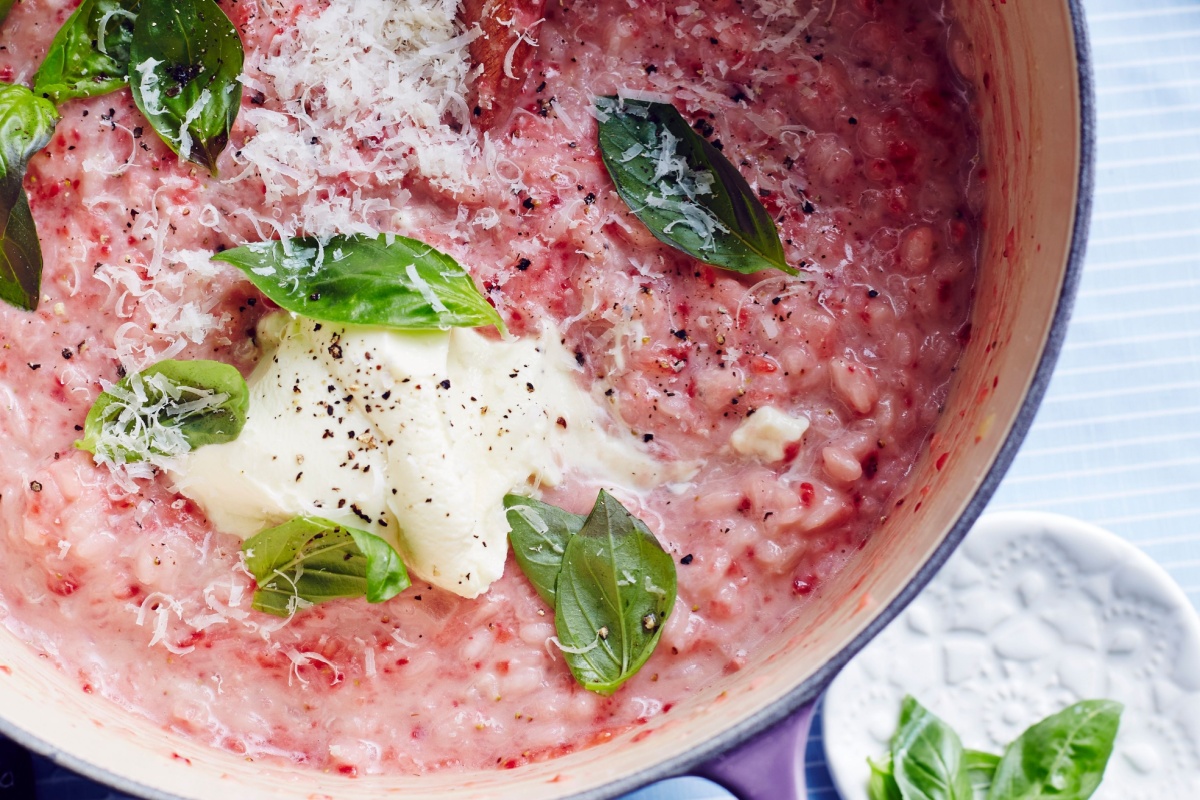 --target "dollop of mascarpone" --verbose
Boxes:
[730,406,811,463]
[172,313,679,598]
